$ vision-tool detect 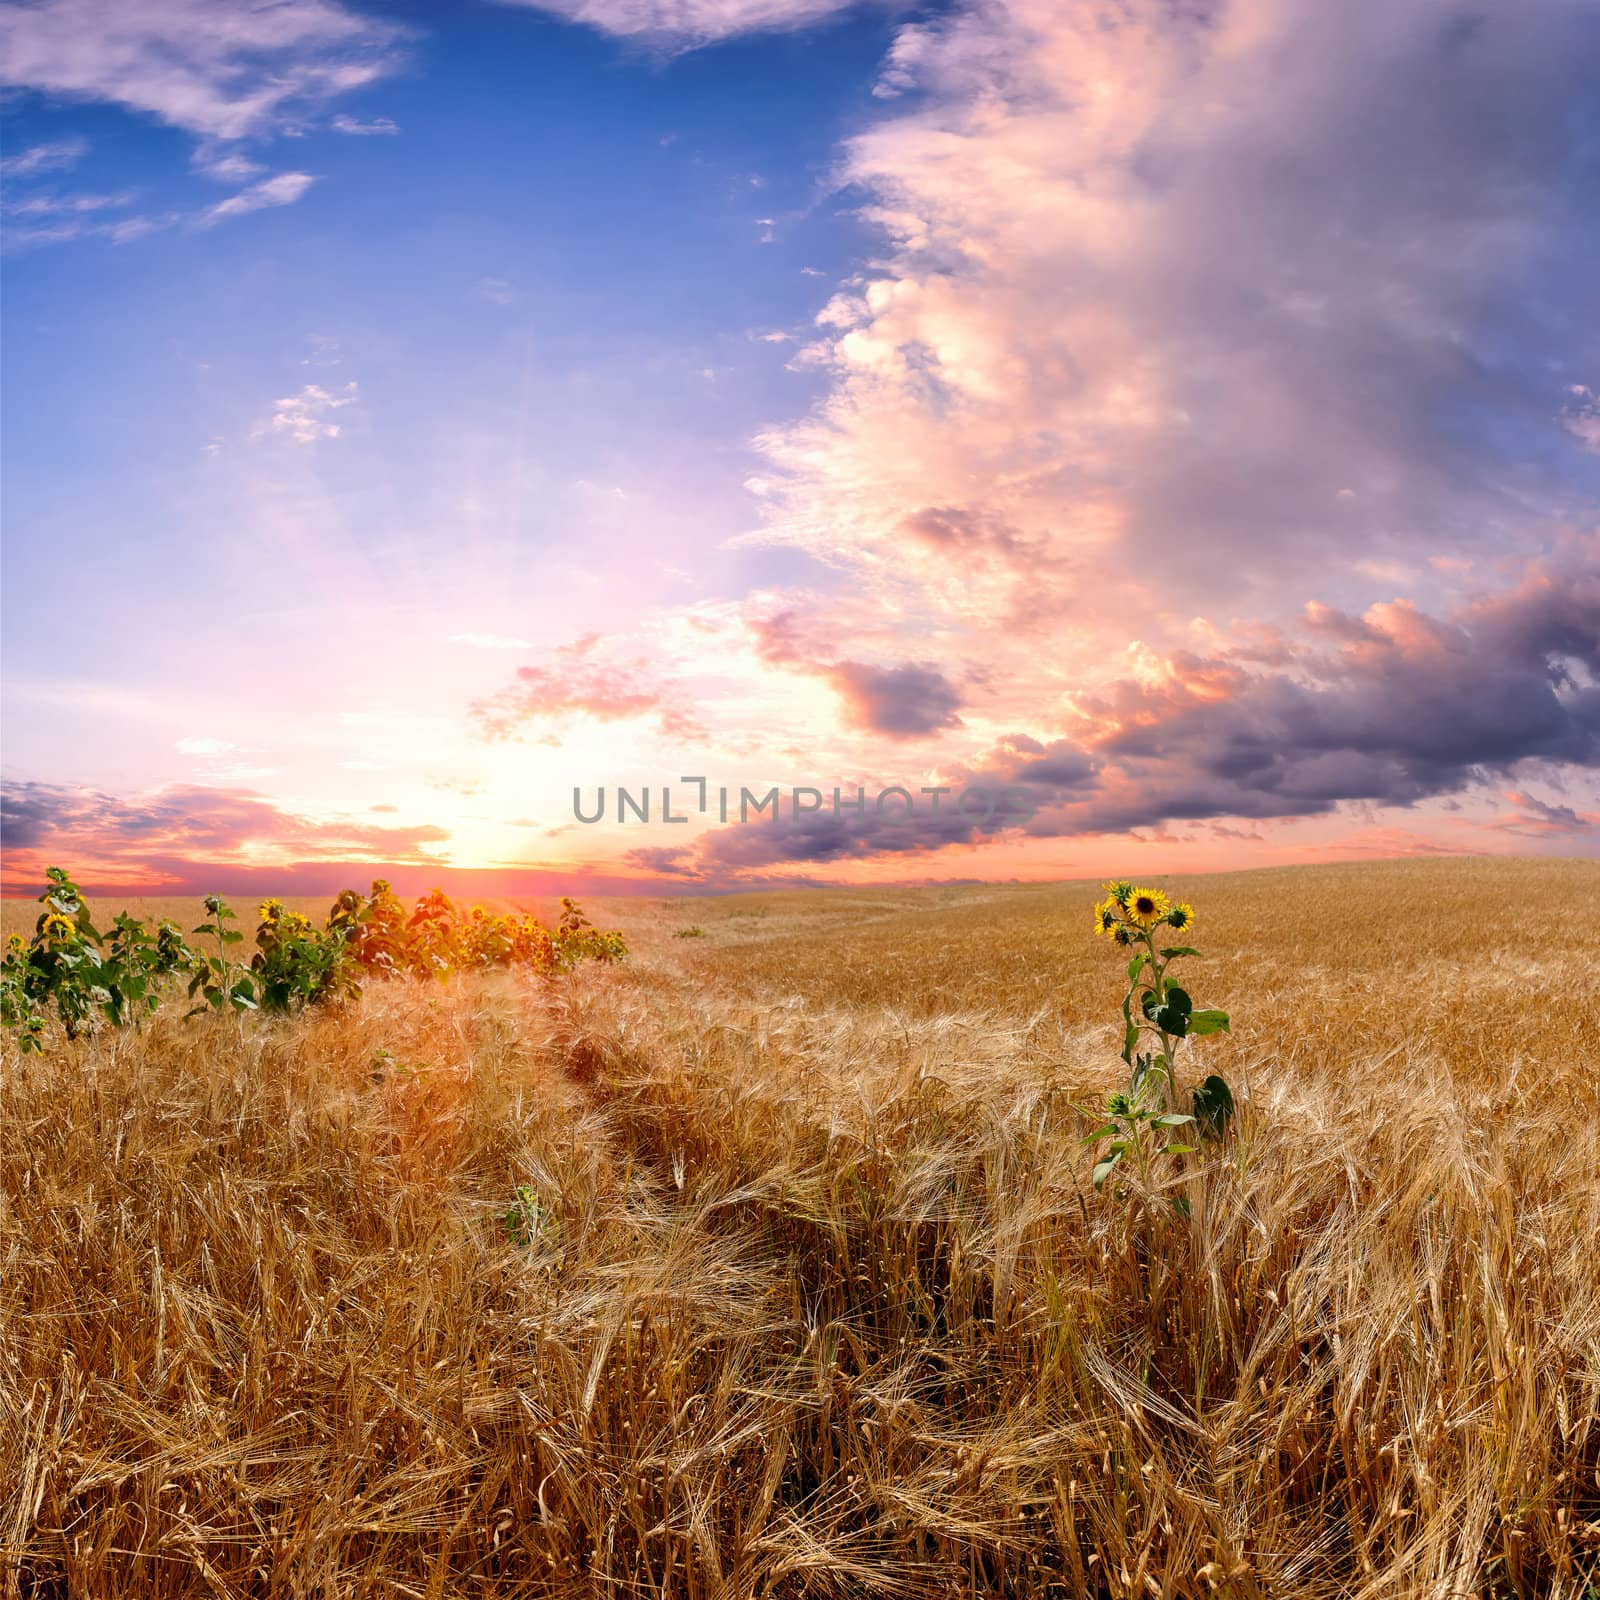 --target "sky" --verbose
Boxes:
[2,0,1598,897]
